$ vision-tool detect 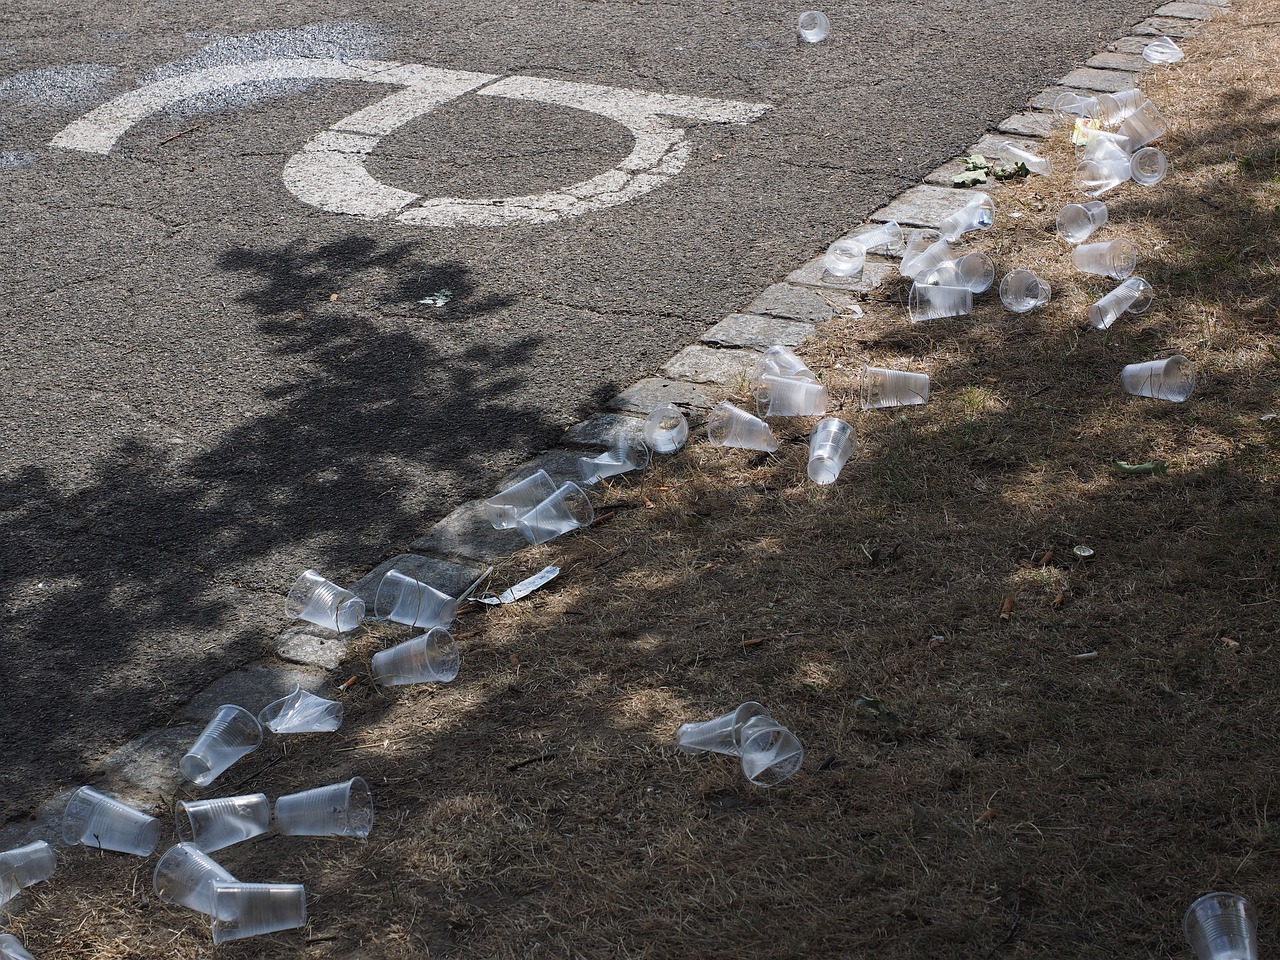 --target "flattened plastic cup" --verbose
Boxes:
[1094,88,1145,125]
[936,192,995,242]
[644,403,689,453]
[484,469,558,530]
[1081,129,1132,163]
[920,251,995,293]
[899,230,948,279]
[738,715,805,786]
[1088,276,1154,329]
[1121,354,1195,402]
[1056,200,1108,244]
[823,238,865,280]
[675,701,769,755]
[807,417,857,484]
[855,220,904,254]
[176,794,271,852]
[285,569,364,633]
[1001,140,1051,175]
[62,786,159,856]
[1184,892,1257,960]
[908,281,972,322]
[0,935,35,960]
[153,843,237,915]
[1076,157,1131,197]
[752,345,816,385]
[515,482,595,545]
[373,568,457,629]
[755,374,828,417]
[211,881,307,945]
[1130,146,1168,186]
[1053,91,1098,121]
[372,626,461,687]
[860,366,930,409]
[1144,36,1184,64]
[257,684,344,735]
[998,269,1052,313]
[706,402,779,452]
[1117,99,1168,150]
[579,438,651,485]
[274,777,373,839]
[1073,238,1137,279]
[180,704,263,788]
[797,10,830,41]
